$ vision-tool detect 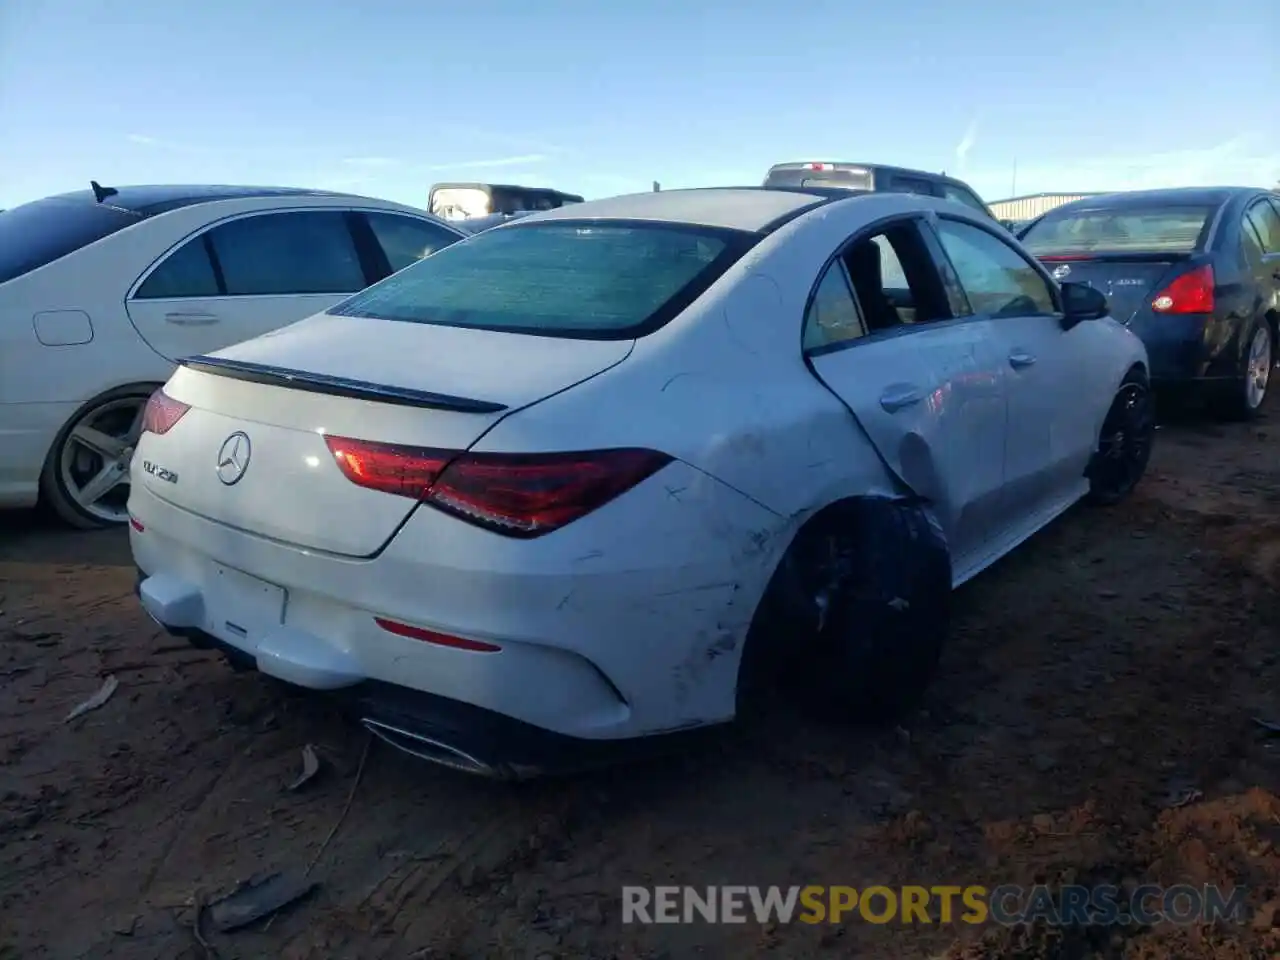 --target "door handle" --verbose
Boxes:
[164,312,219,326]
[879,384,924,413]
[1009,351,1037,369]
